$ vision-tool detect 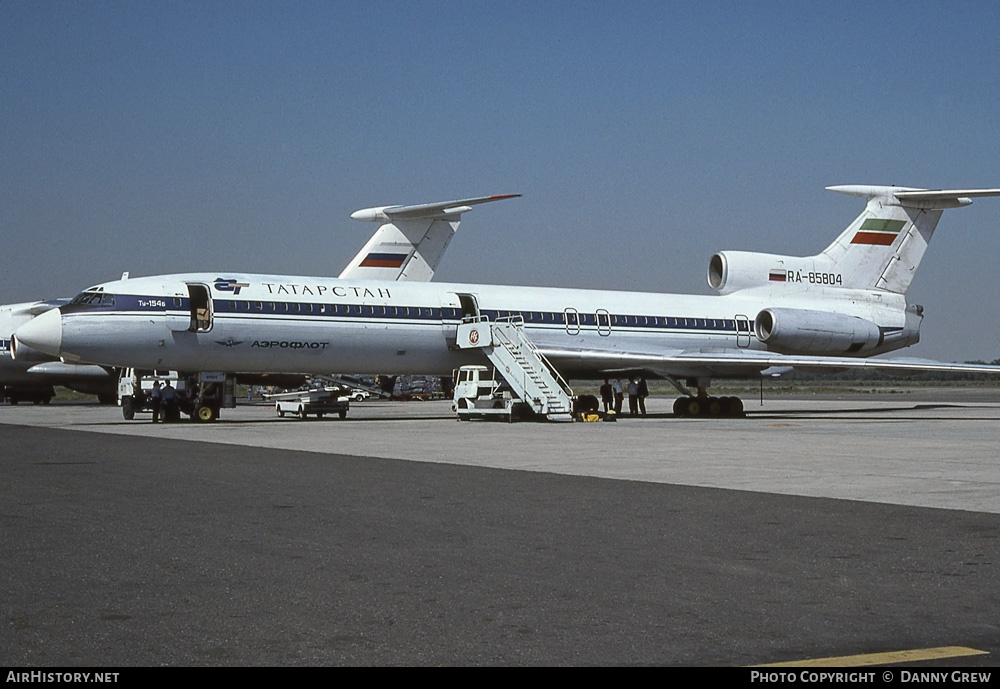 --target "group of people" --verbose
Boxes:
[148,380,181,423]
[599,377,649,416]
